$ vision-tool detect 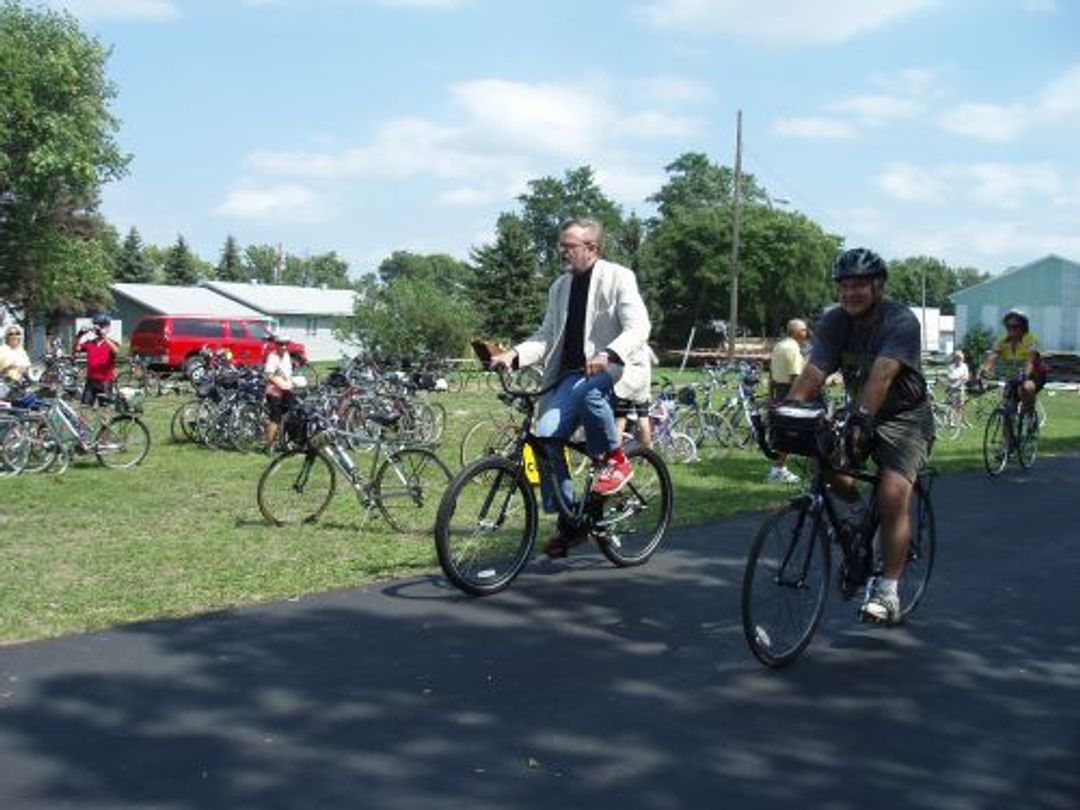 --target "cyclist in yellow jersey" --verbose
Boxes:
[980,308,1046,412]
